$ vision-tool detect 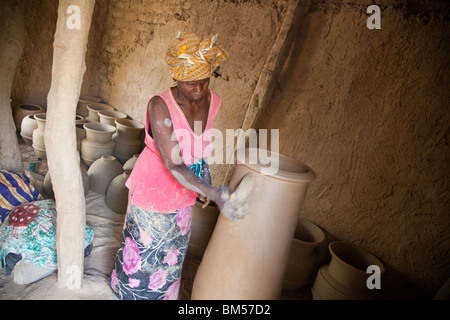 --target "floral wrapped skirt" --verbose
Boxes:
[109,203,192,300]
